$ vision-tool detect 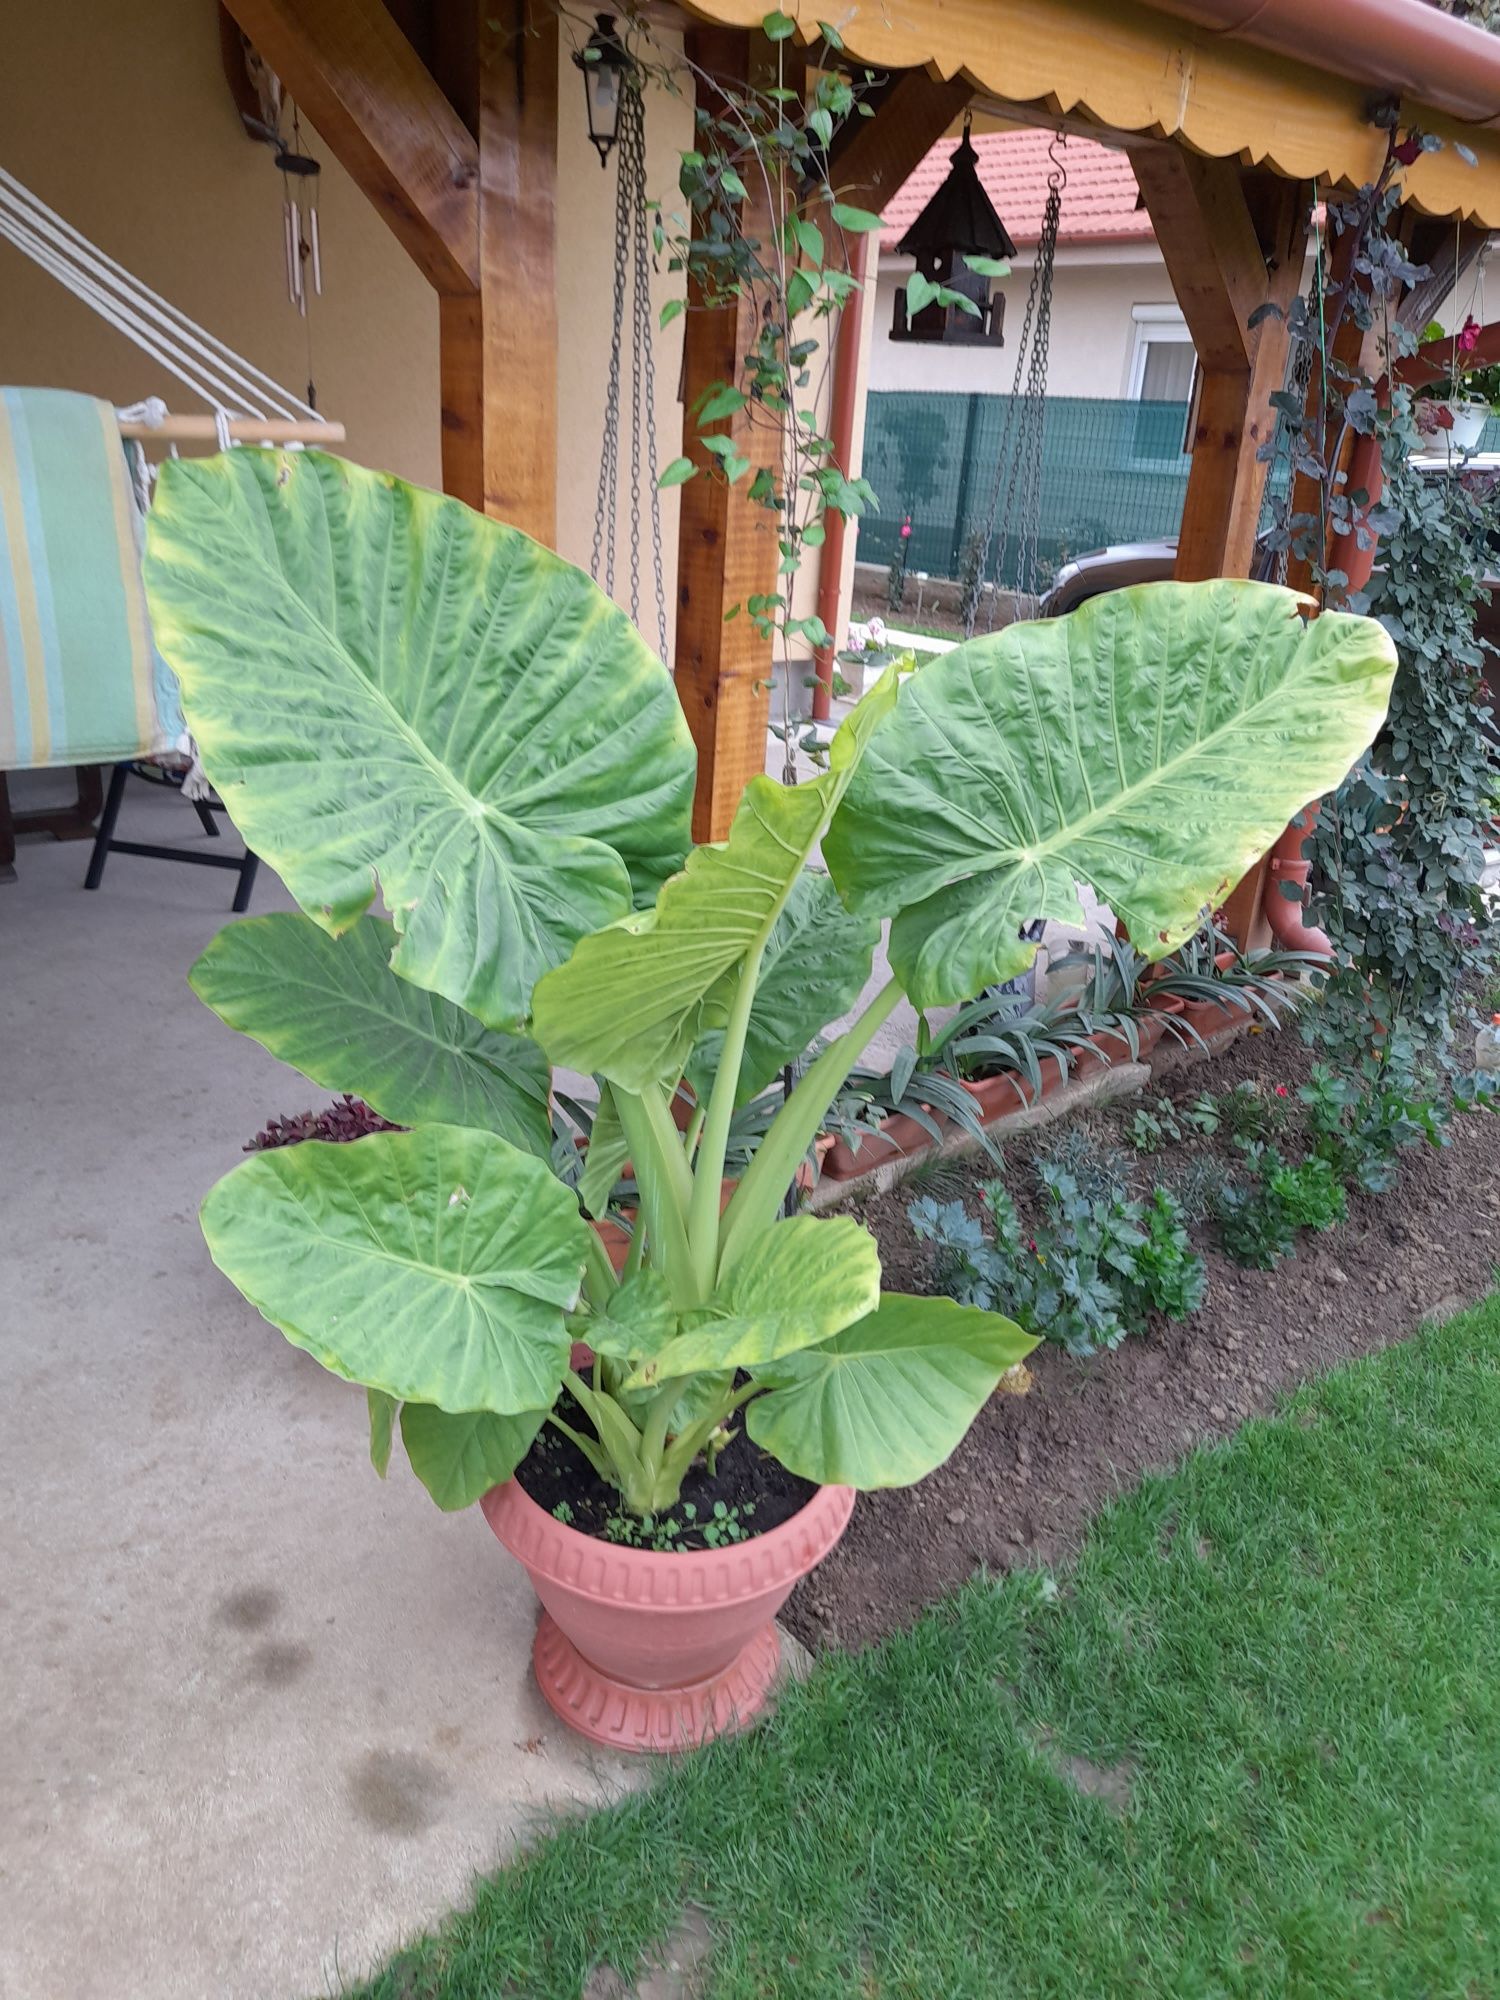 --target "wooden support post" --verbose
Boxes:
[1132,151,1312,949]
[1132,152,1309,581]
[673,29,784,843]
[434,0,559,535]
